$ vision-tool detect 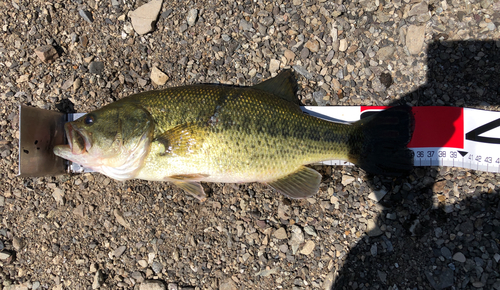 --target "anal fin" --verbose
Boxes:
[173,181,207,202]
[267,166,322,199]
